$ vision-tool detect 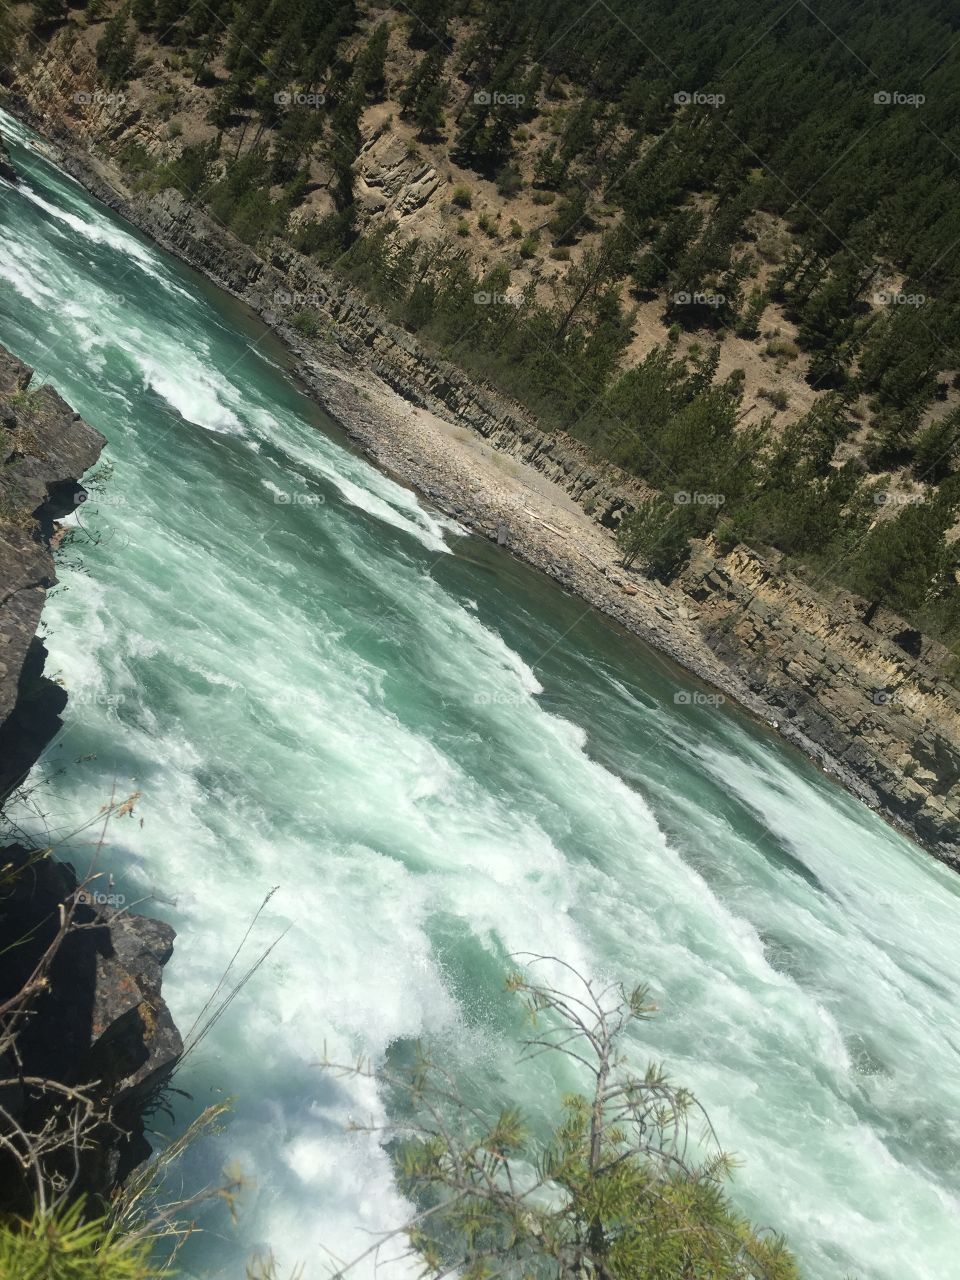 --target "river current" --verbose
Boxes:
[1,108,959,1280]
